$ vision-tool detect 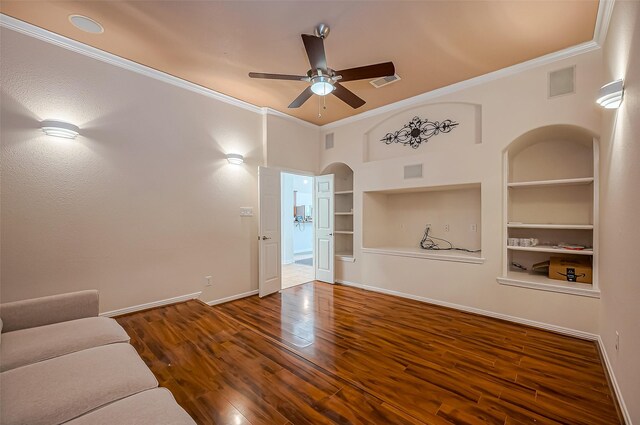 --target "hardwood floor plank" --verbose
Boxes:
[117,282,621,425]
